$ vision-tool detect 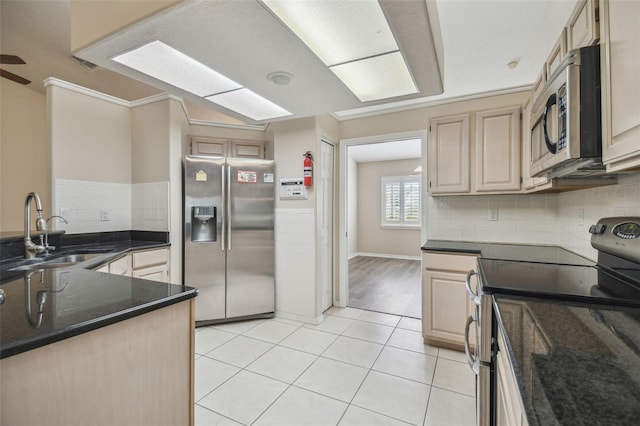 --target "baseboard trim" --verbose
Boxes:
[352,252,421,261]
